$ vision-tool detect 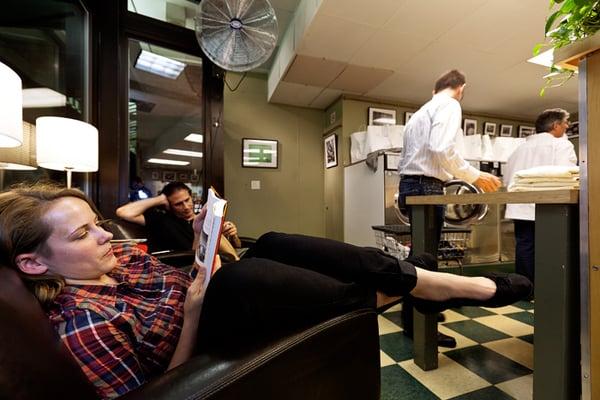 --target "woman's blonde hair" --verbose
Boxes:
[0,183,102,305]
